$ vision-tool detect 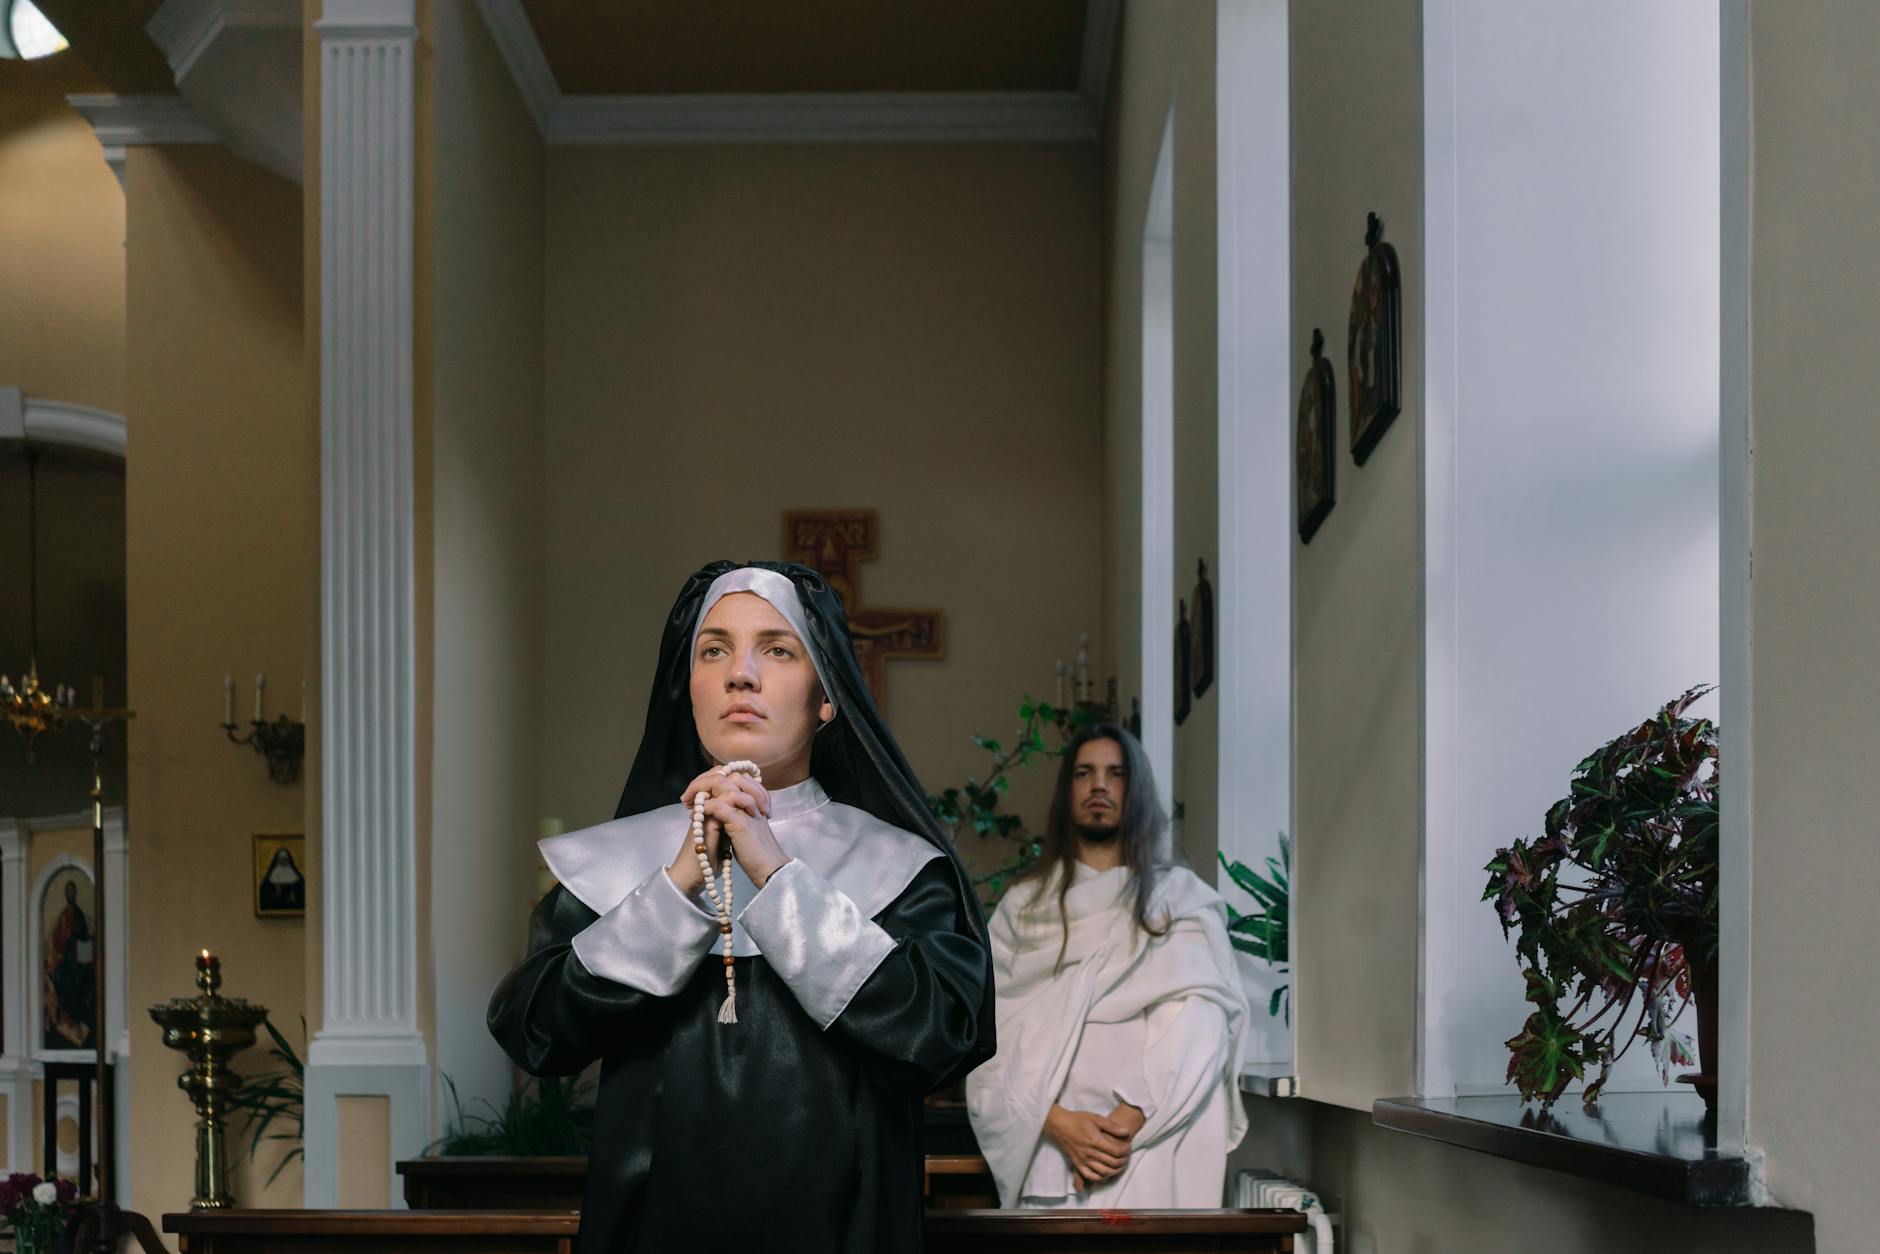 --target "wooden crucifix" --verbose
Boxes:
[782,510,943,704]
